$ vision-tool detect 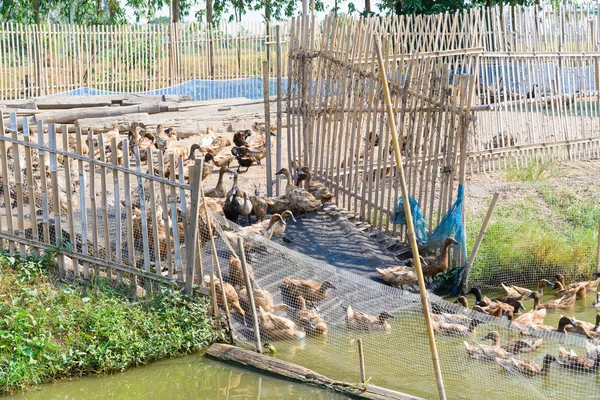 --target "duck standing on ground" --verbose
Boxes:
[274,168,320,217]
[375,265,417,290]
[204,167,229,198]
[296,167,334,206]
[213,279,245,318]
[345,305,394,332]
[231,146,256,172]
[249,188,269,223]
[408,237,459,283]
[233,130,252,147]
